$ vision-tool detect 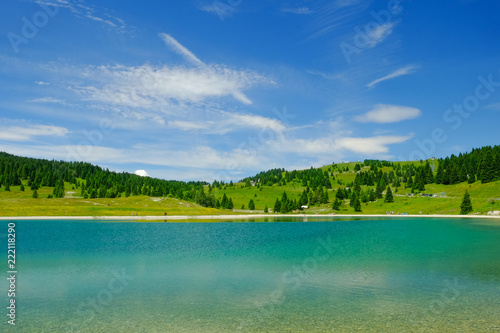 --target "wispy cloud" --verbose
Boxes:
[77,34,273,109]
[168,112,286,134]
[484,103,500,111]
[0,124,69,141]
[199,2,237,20]
[83,62,269,108]
[355,104,421,123]
[33,0,127,31]
[281,7,313,15]
[366,22,396,48]
[27,97,66,104]
[367,65,419,88]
